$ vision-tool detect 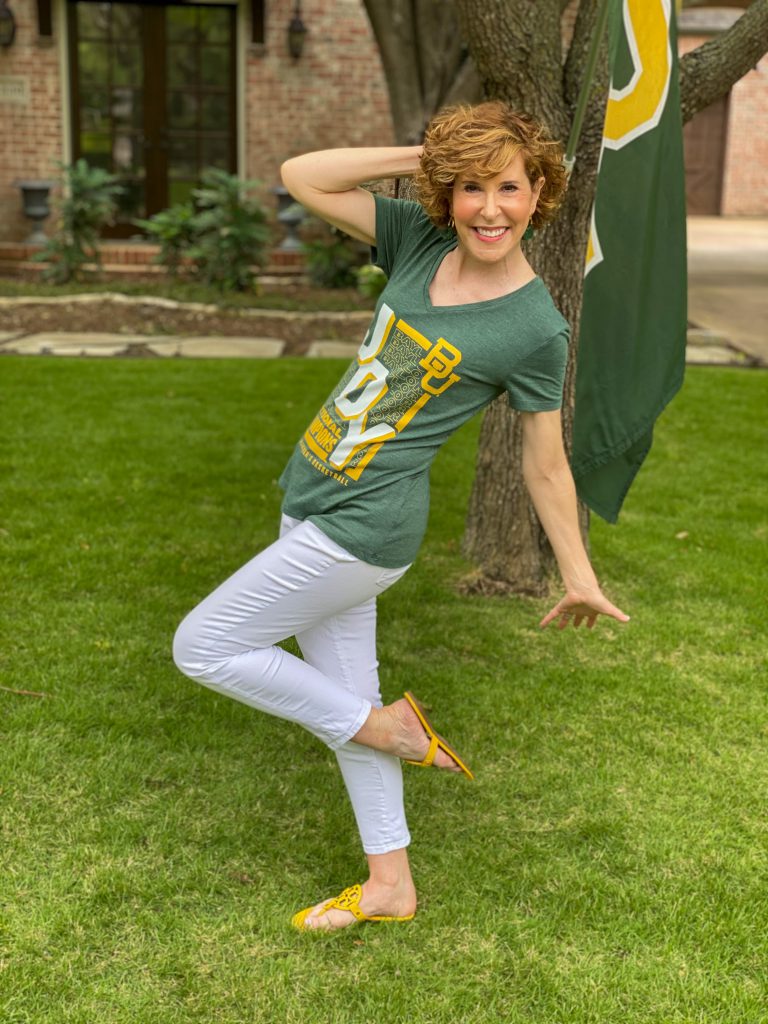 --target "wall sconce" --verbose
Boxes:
[287,1,307,60]
[0,0,17,47]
